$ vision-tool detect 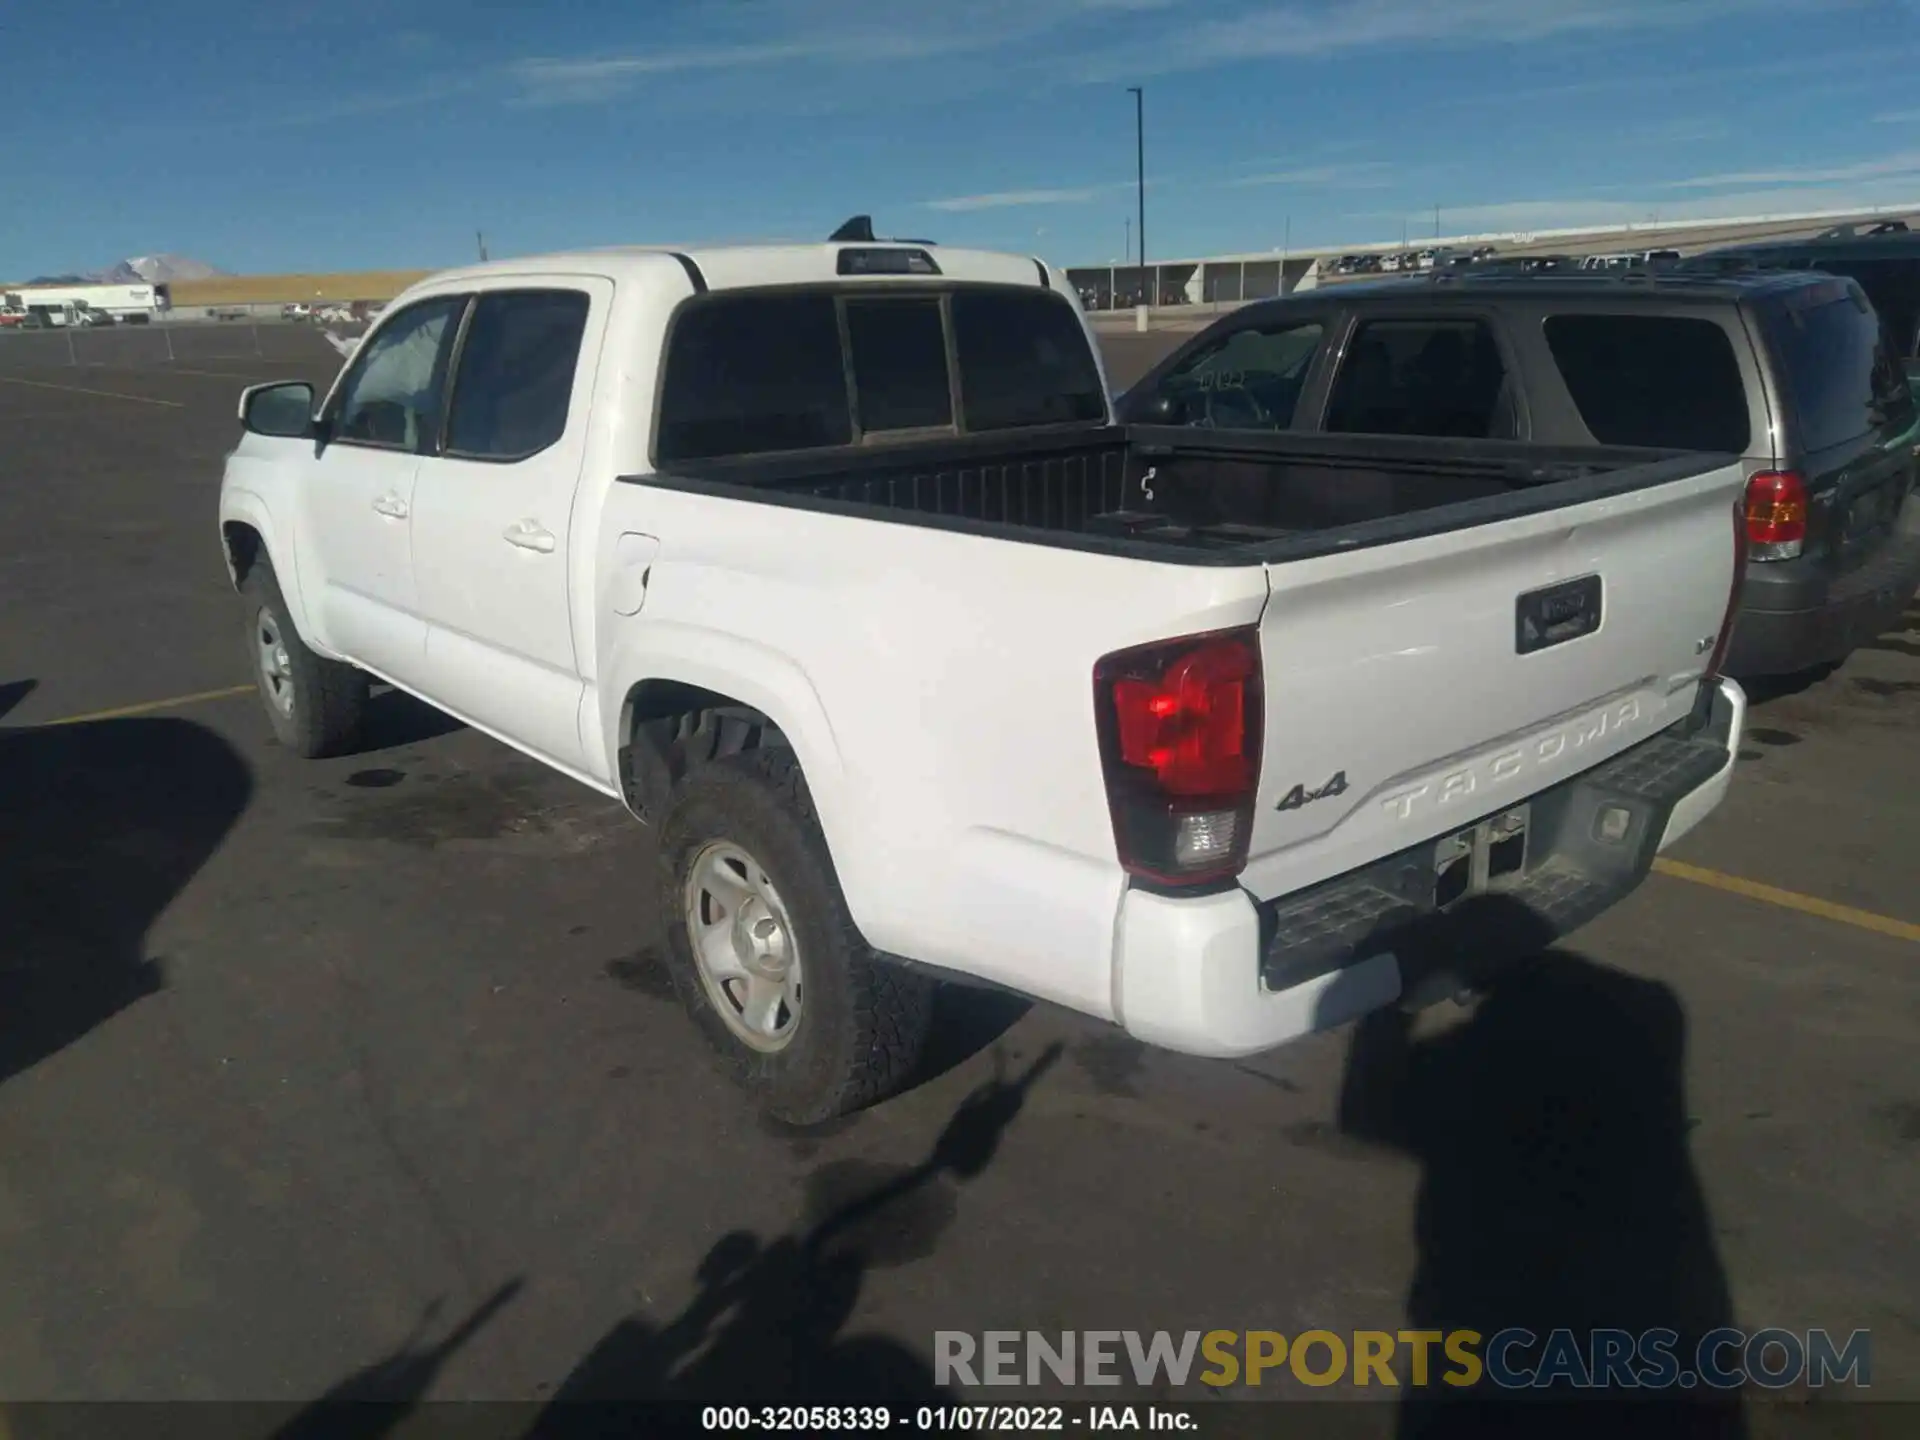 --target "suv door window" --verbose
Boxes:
[1151,320,1324,429]
[1325,317,1515,438]
[1542,313,1751,452]
[444,289,591,461]
[1763,285,1911,452]
[330,296,466,452]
